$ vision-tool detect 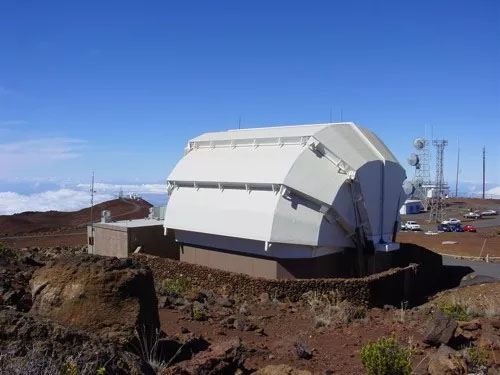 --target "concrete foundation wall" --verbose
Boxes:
[179,243,416,279]
[181,245,278,279]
